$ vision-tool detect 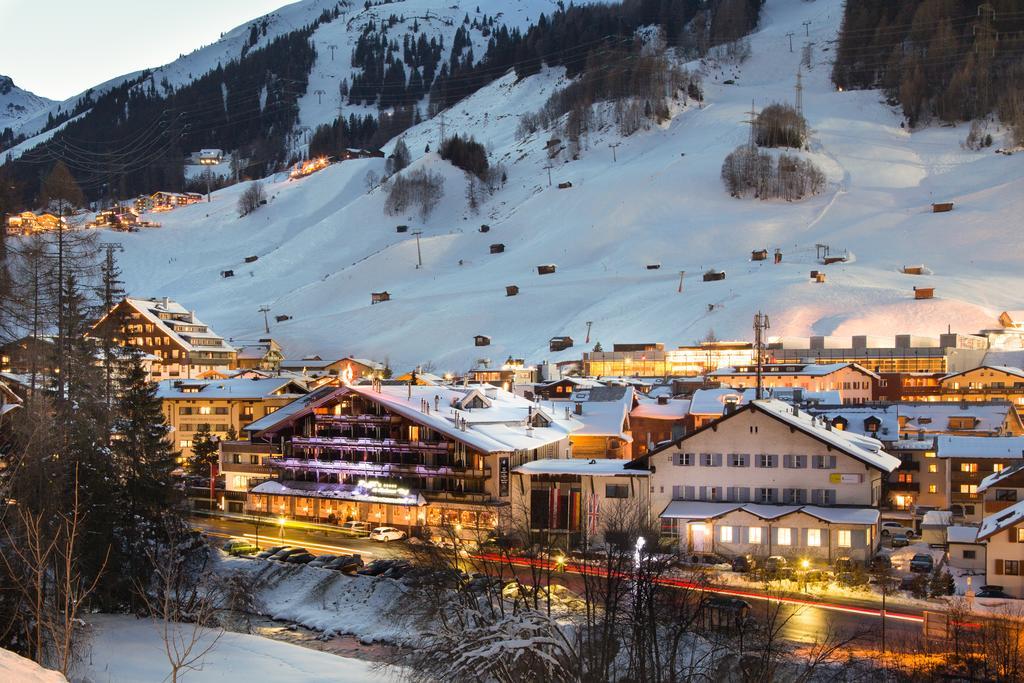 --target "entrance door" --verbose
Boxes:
[689,521,709,553]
